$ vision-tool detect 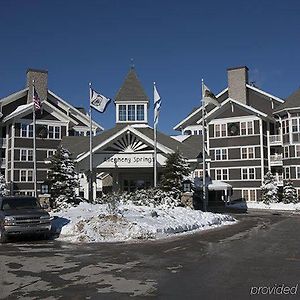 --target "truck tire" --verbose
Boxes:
[0,228,7,243]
